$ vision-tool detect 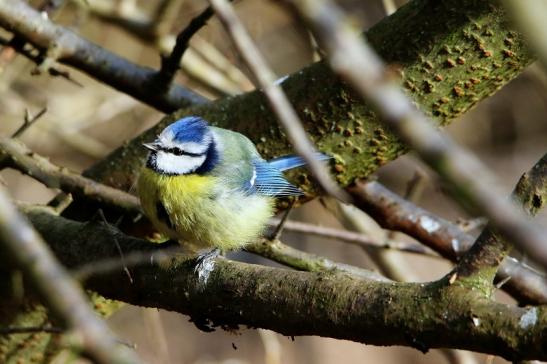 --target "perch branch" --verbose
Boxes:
[0,137,408,283]
[23,209,547,361]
